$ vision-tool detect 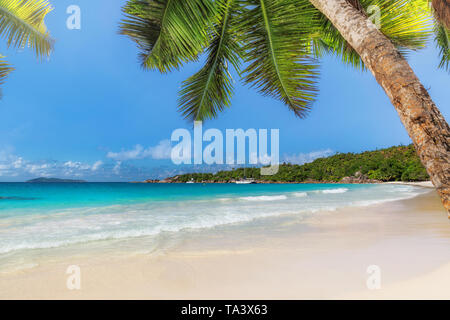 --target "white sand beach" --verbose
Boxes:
[0,187,449,300]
